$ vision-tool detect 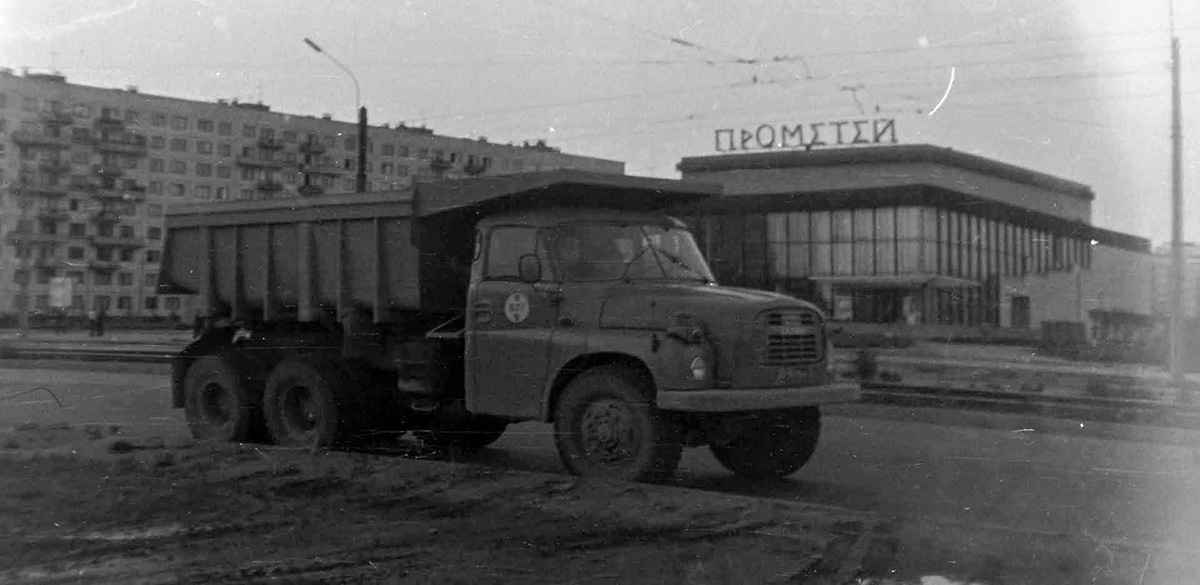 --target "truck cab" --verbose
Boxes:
[162,171,859,482]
